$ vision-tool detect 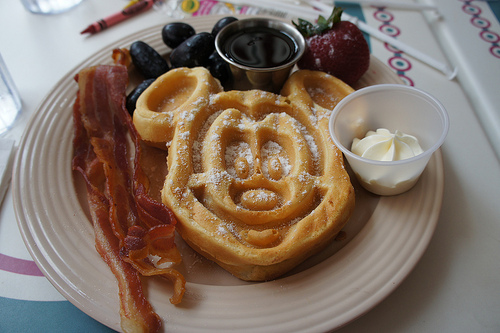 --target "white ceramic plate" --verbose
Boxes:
[13,15,444,332]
